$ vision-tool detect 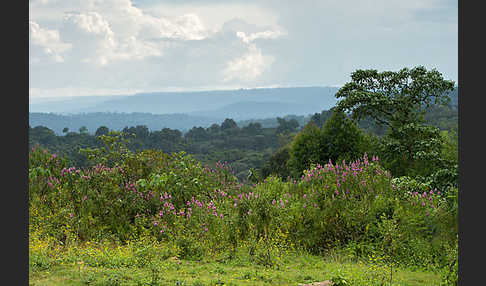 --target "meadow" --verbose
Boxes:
[28,131,458,286]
